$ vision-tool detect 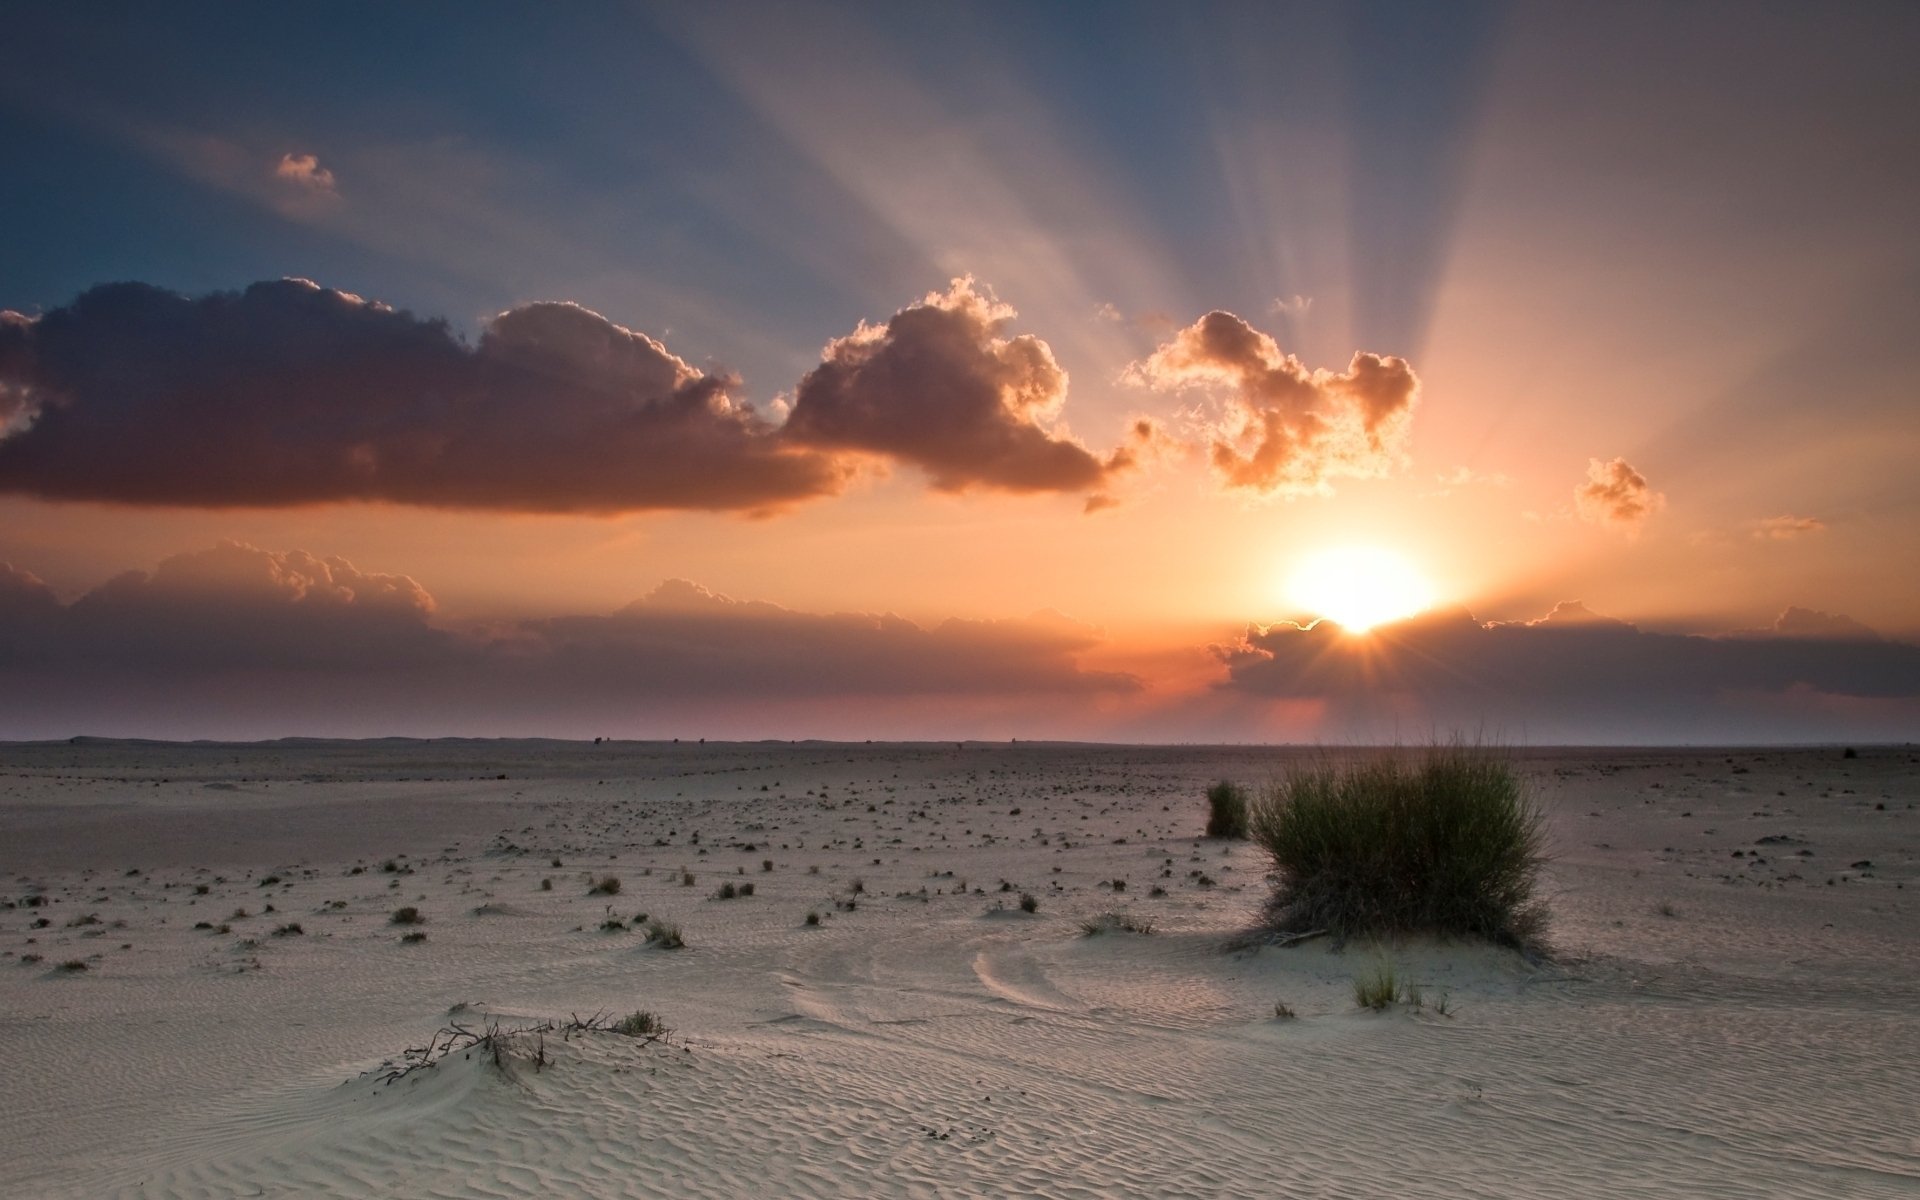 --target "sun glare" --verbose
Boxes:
[1285,546,1437,633]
